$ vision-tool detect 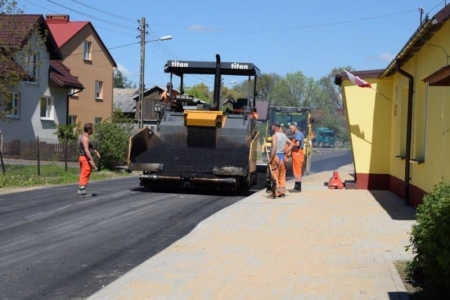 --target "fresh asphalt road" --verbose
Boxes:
[0,148,352,300]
